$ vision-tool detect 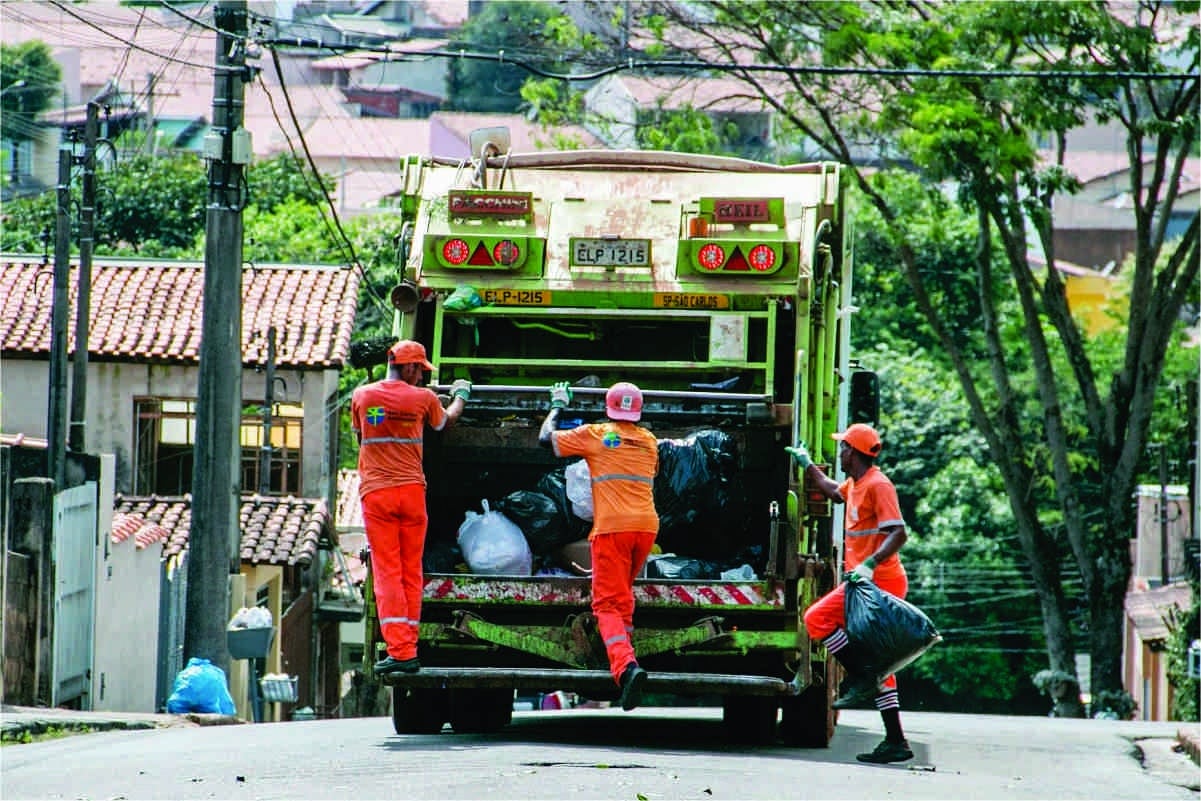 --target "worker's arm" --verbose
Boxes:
[538,382,572,450]
[849,524,907,582]
[786,442,843,502]
[441,379,471,427]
